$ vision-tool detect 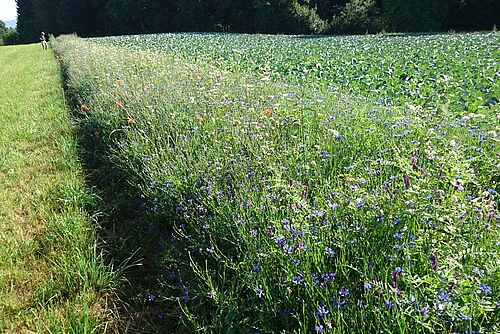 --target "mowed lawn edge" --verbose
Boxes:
[0,44,119,333]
